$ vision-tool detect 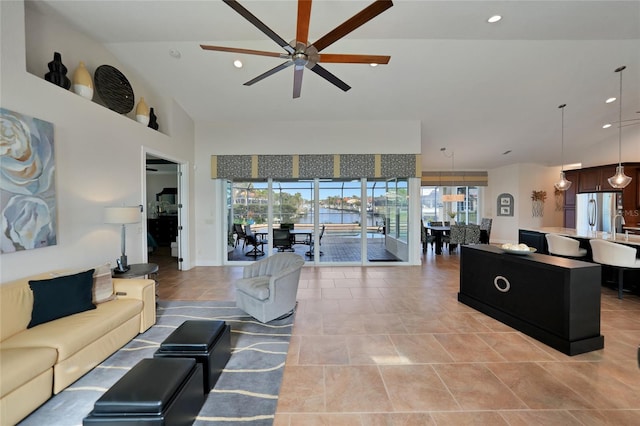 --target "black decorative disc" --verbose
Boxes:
[94,65,134,114]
